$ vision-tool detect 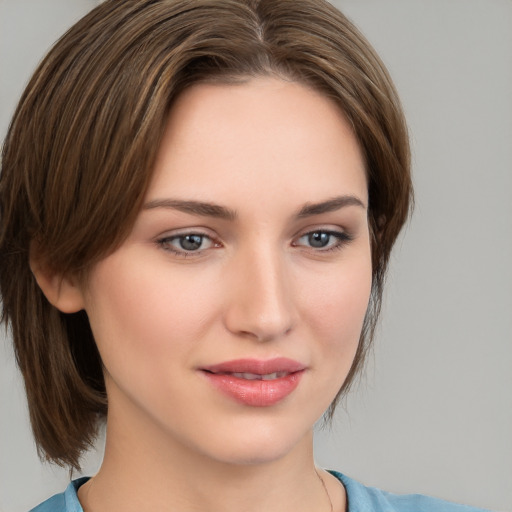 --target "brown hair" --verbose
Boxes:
[0,0,412,469]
